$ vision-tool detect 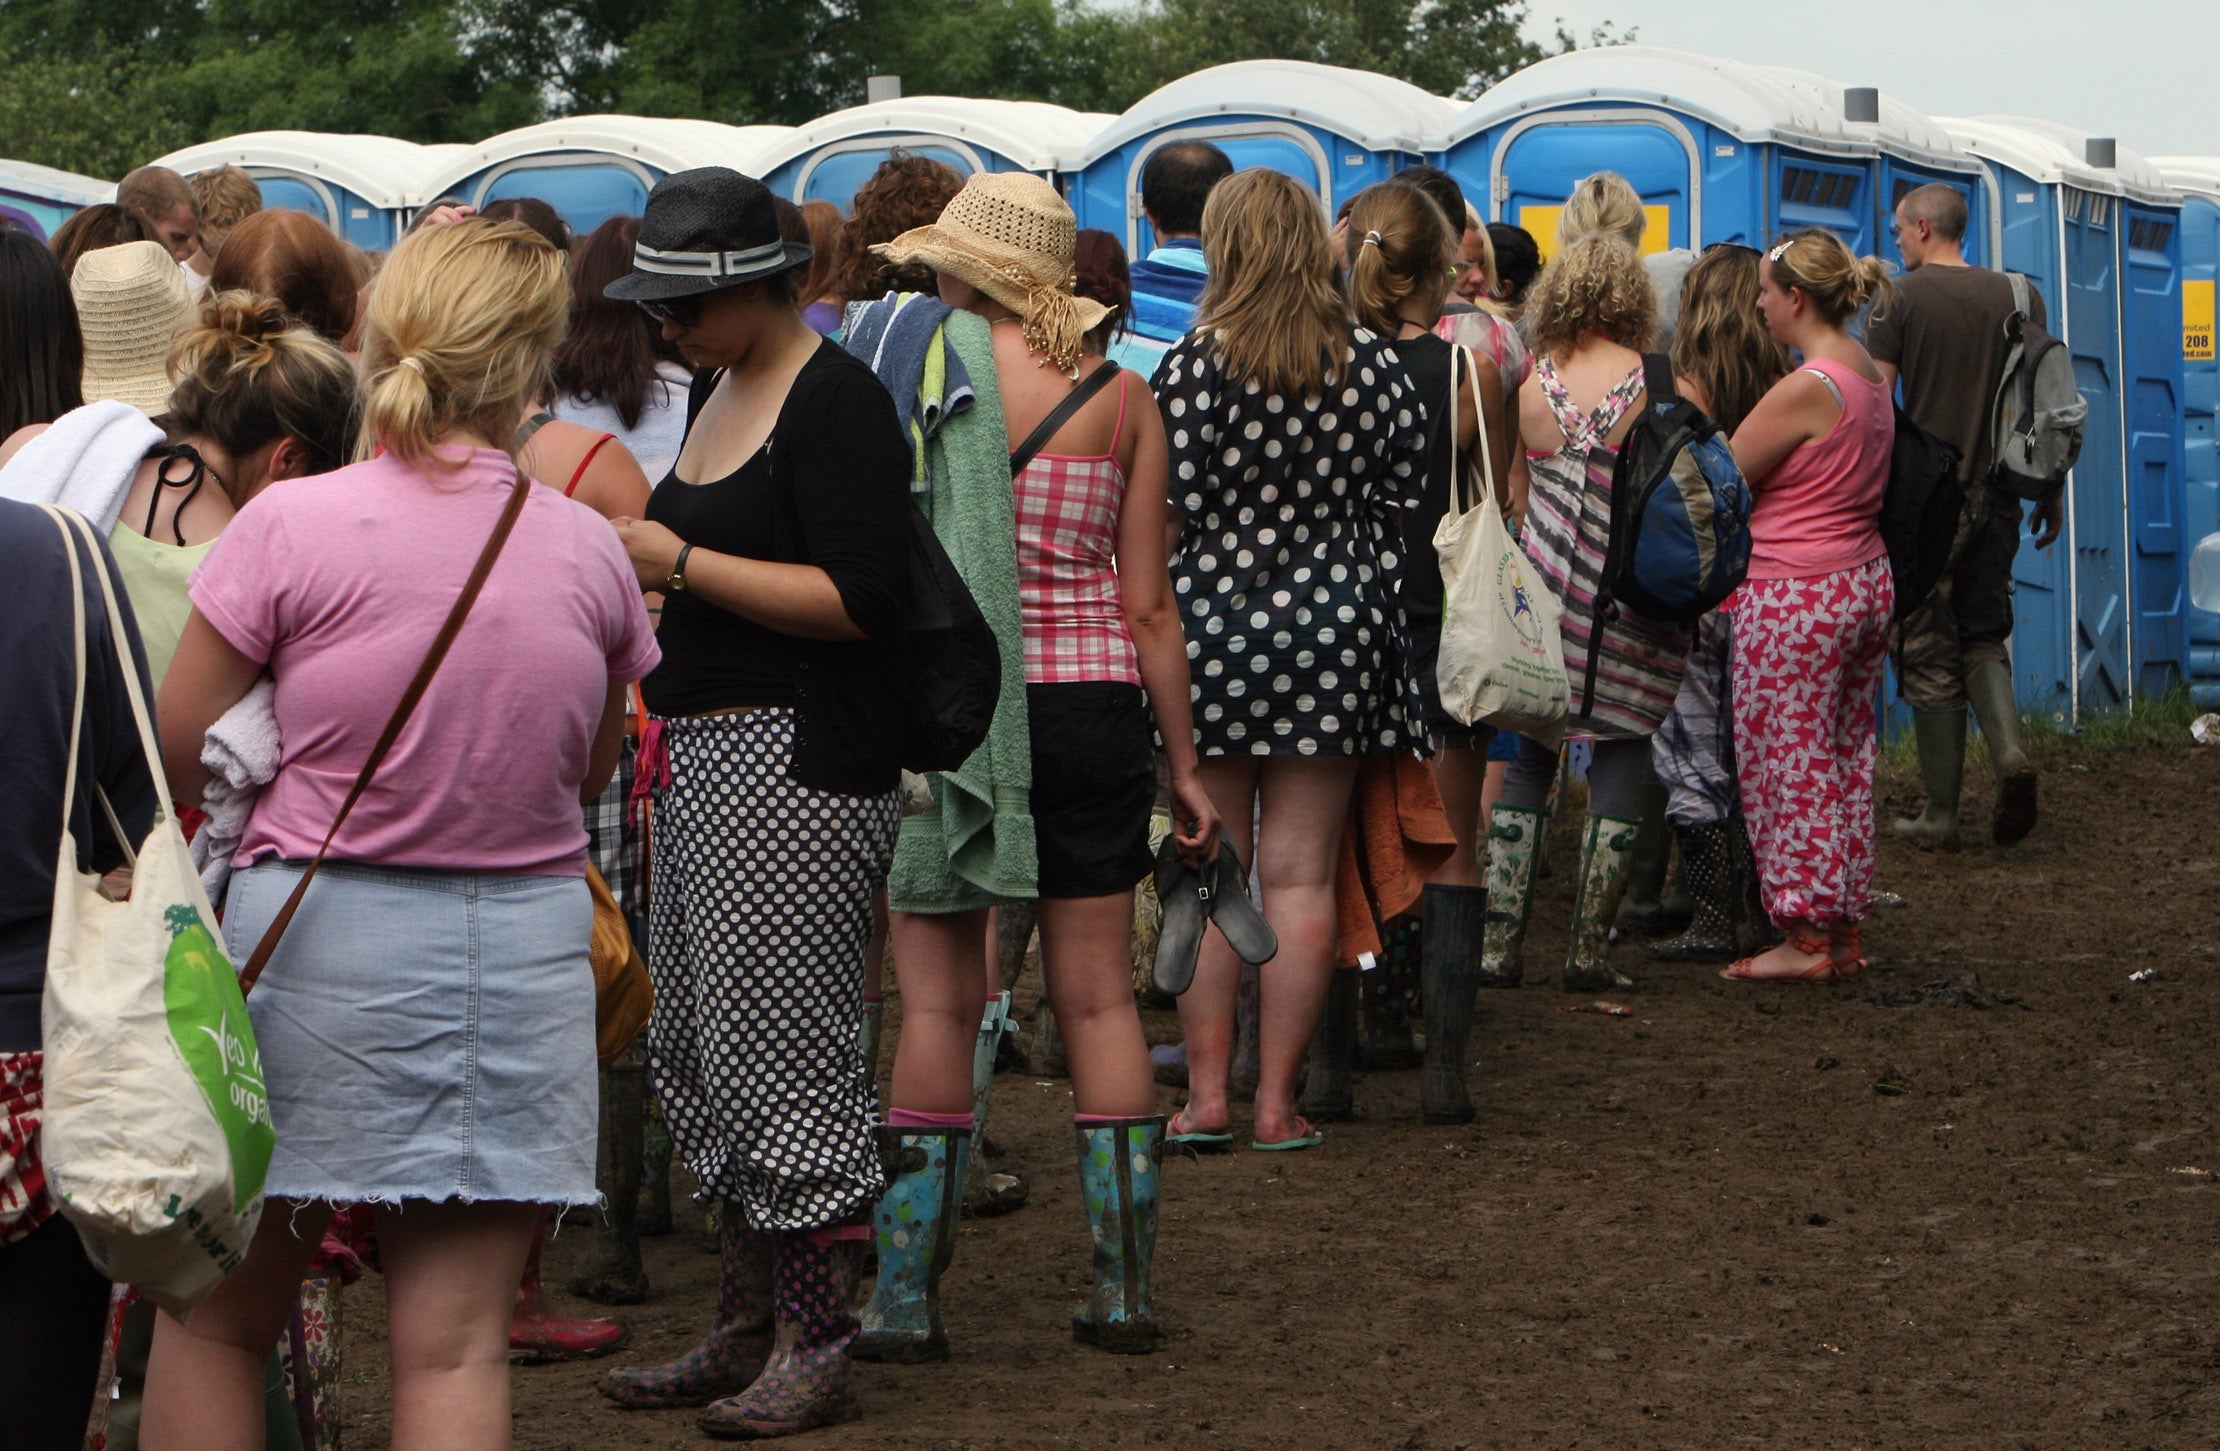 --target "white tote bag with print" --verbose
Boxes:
[37,504,276,1315]
[1431,349,1569,746]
